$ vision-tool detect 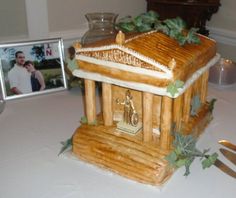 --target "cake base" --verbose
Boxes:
[72,103,212,186]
